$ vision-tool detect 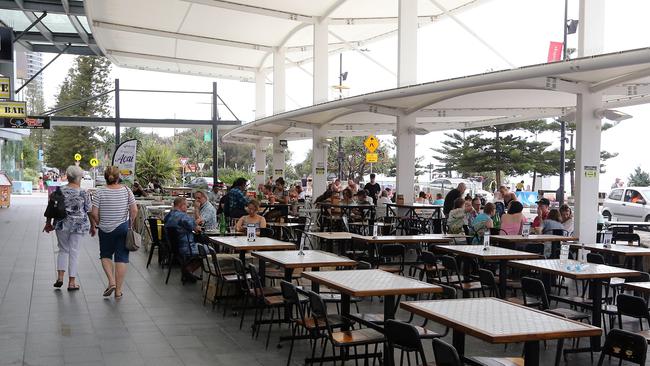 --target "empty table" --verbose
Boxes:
[491,234,579,244]
[401,298,601,366]
[303,269,441,366]
[208,236,295,263]
[509,259,638,351]
[623,281,650,293]
[252,250,356,287]
[434,245,542,298]
[569,243,650,270]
